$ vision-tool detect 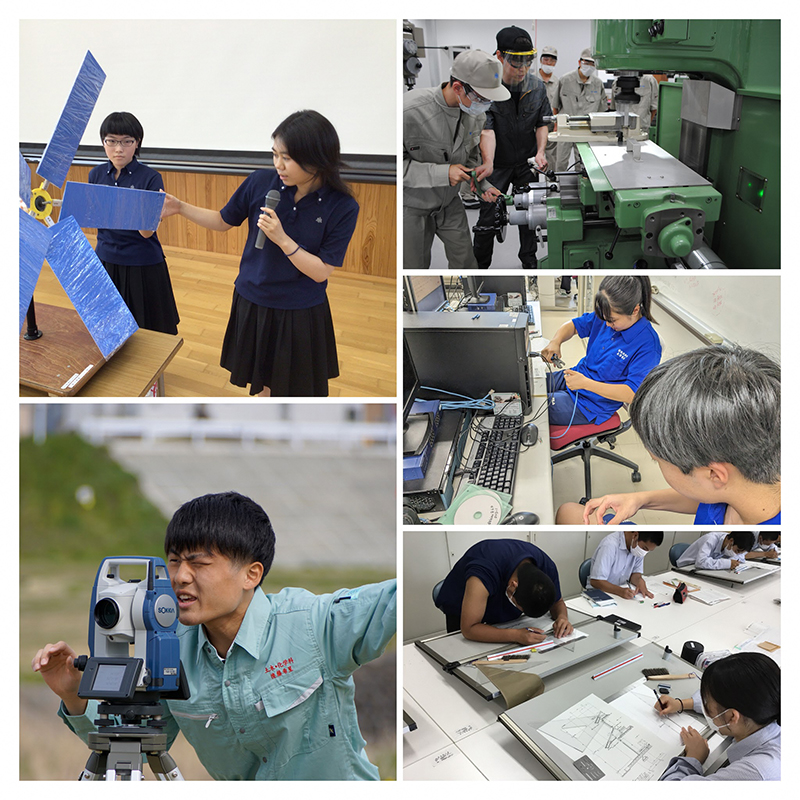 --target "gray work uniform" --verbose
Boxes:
[610,74,659,132]
[555,69,607,171]
[403,84,482,269]
[540,72,560,171]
